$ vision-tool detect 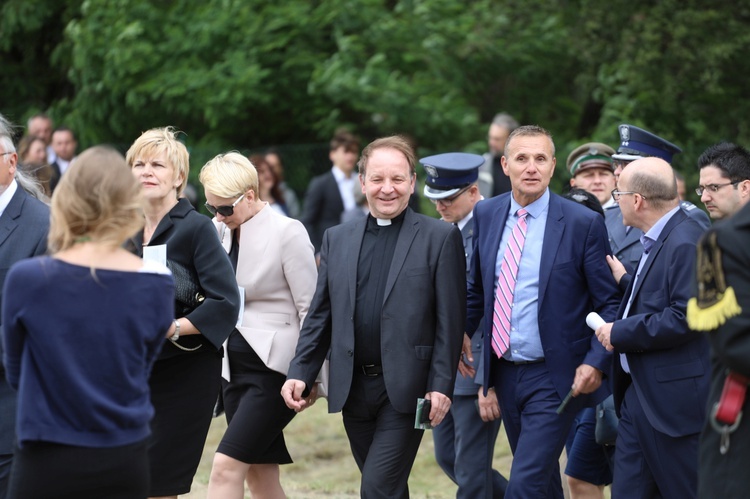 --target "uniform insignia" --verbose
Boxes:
[424,165,438,178]
[687,231,742,331]
[619,125,630,142]
[571,193,589,203]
